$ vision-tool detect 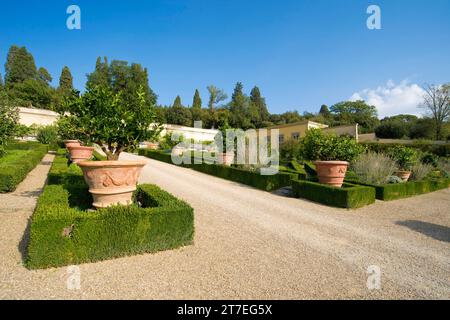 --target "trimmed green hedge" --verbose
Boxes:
[361,142,450,157]
[0,142,48,192]
[138,149,296,191]
[347,178,450,201]
[291,179,376,208]
[26,153,194,269]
